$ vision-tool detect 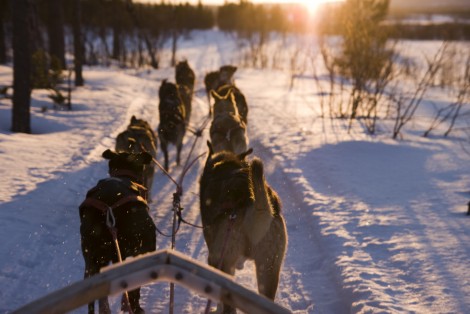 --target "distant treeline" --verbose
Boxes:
[1,0,469,67]
[384,23,470,40]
